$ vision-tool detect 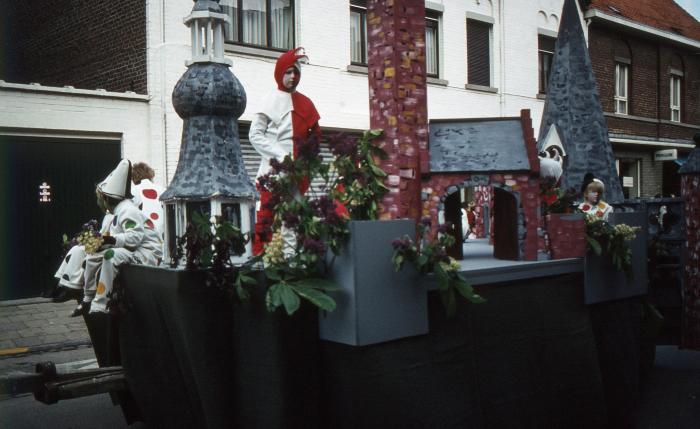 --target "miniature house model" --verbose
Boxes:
[160,0,256,261]
[422,110,541,261]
